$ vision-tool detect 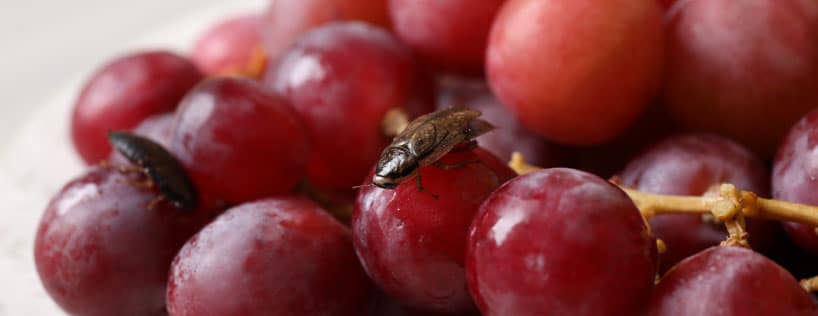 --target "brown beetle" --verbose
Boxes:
[372,107,494,190]
[107,131,198,210]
